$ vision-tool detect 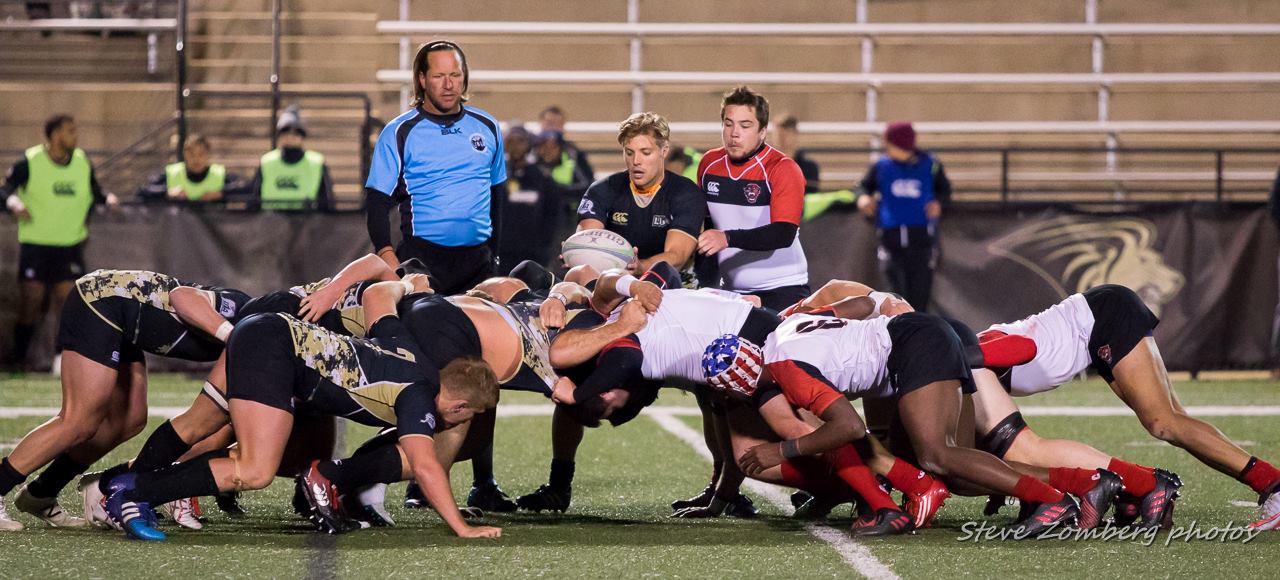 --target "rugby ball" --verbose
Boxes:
[561,229,635,271]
